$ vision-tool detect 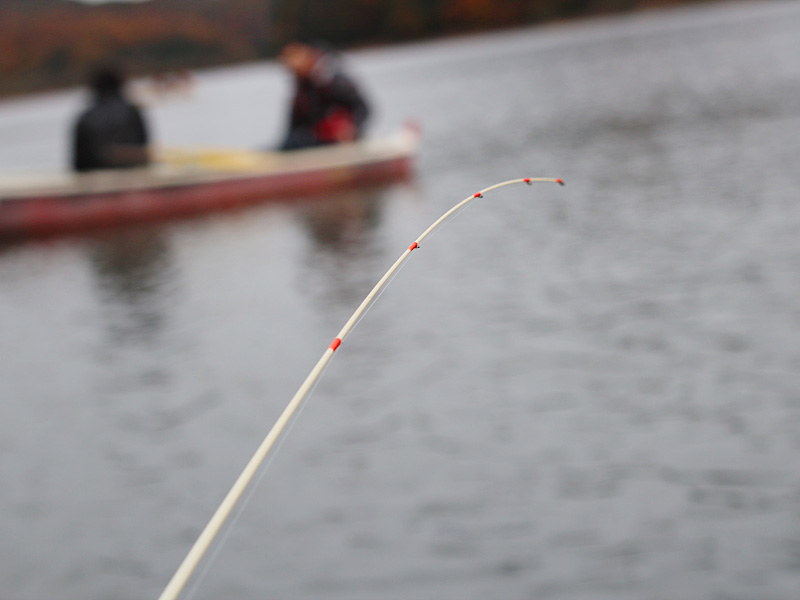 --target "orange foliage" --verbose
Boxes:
[0,0,704,97]
[0,1,263,95]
